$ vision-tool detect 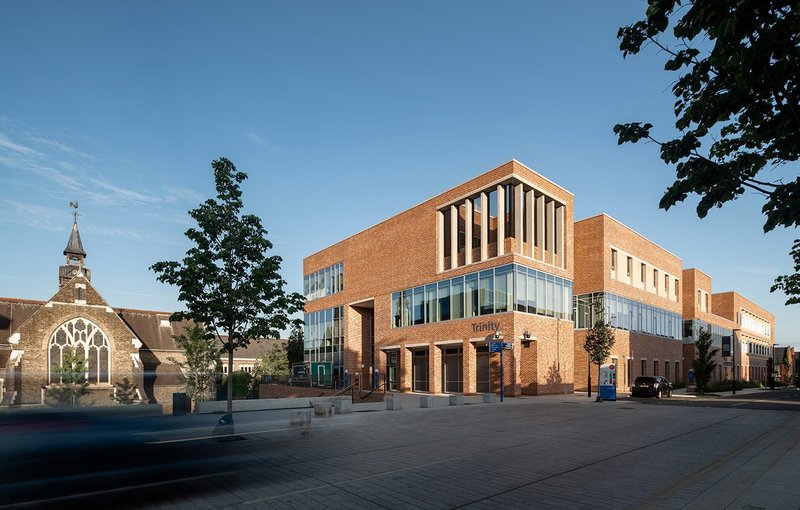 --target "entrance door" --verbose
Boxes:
[476,346,490,393]
[386,350,398,391]
[441,347,463,393]
[412,349,429,392]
